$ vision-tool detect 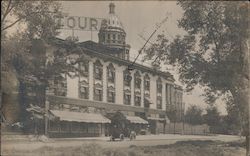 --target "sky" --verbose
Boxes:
[58,1,227,114]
